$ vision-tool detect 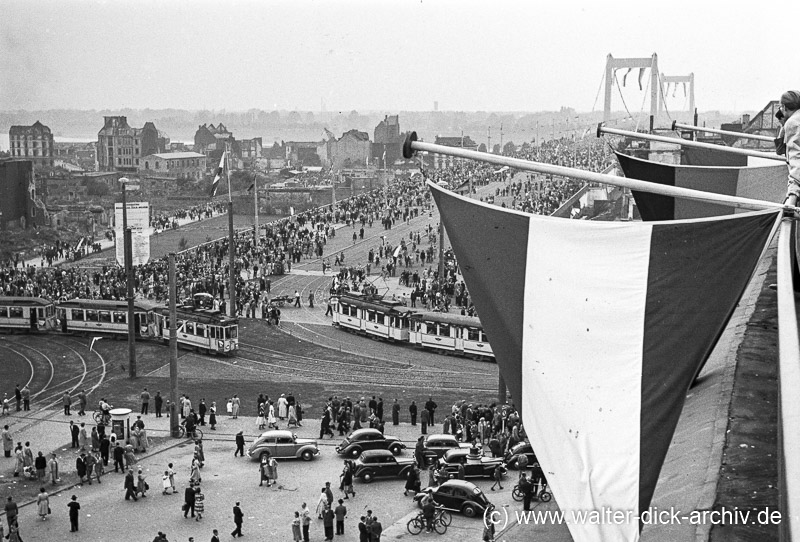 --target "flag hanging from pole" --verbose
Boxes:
[428,181,779,542]
[616,152,786,220]
[210,152,226,197]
